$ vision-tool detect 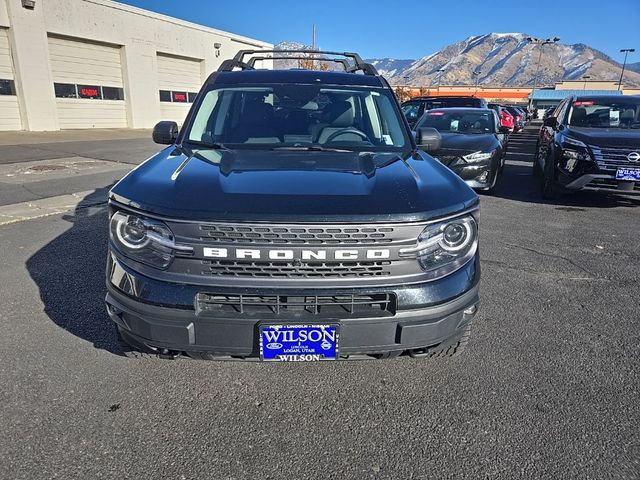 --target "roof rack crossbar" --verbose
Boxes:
[219,49,379,75]
[246,55,351,70]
